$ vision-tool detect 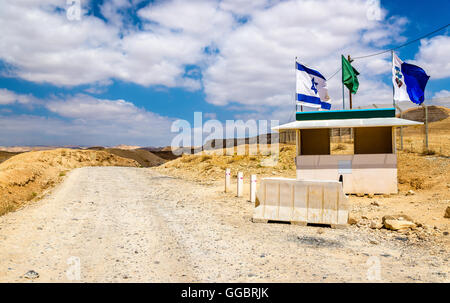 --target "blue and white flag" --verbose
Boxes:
[296,61,331,110]
[392,53,430,105]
